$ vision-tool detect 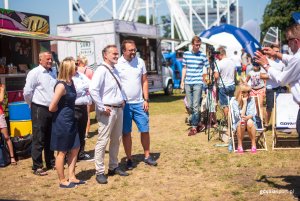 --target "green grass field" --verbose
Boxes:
[0,92,299,201]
